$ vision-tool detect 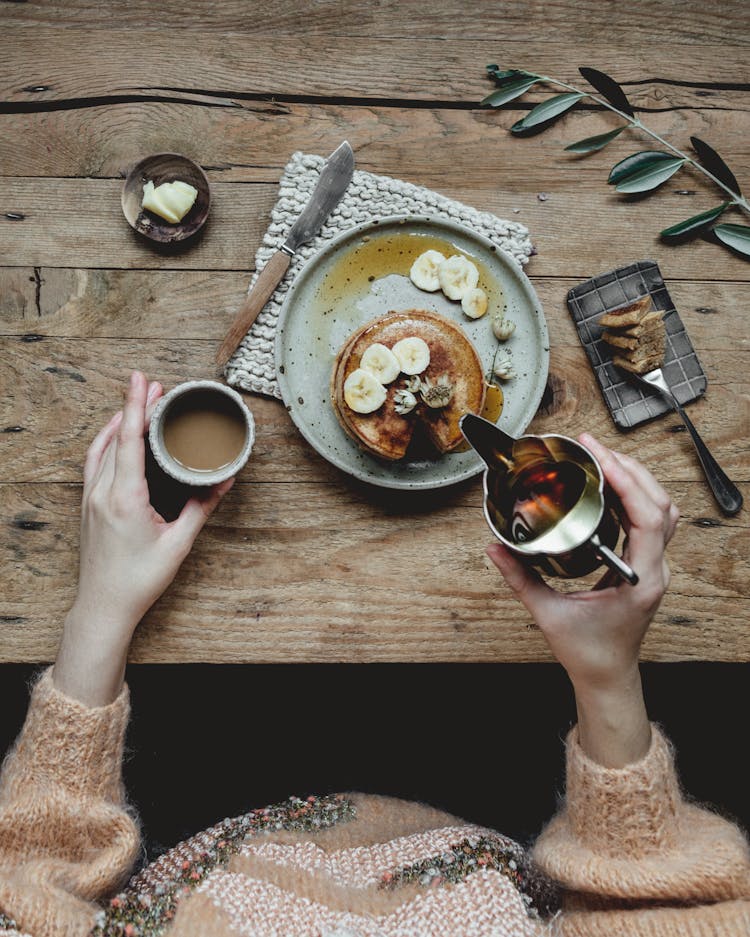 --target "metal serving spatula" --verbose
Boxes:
[625,366,742,516]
